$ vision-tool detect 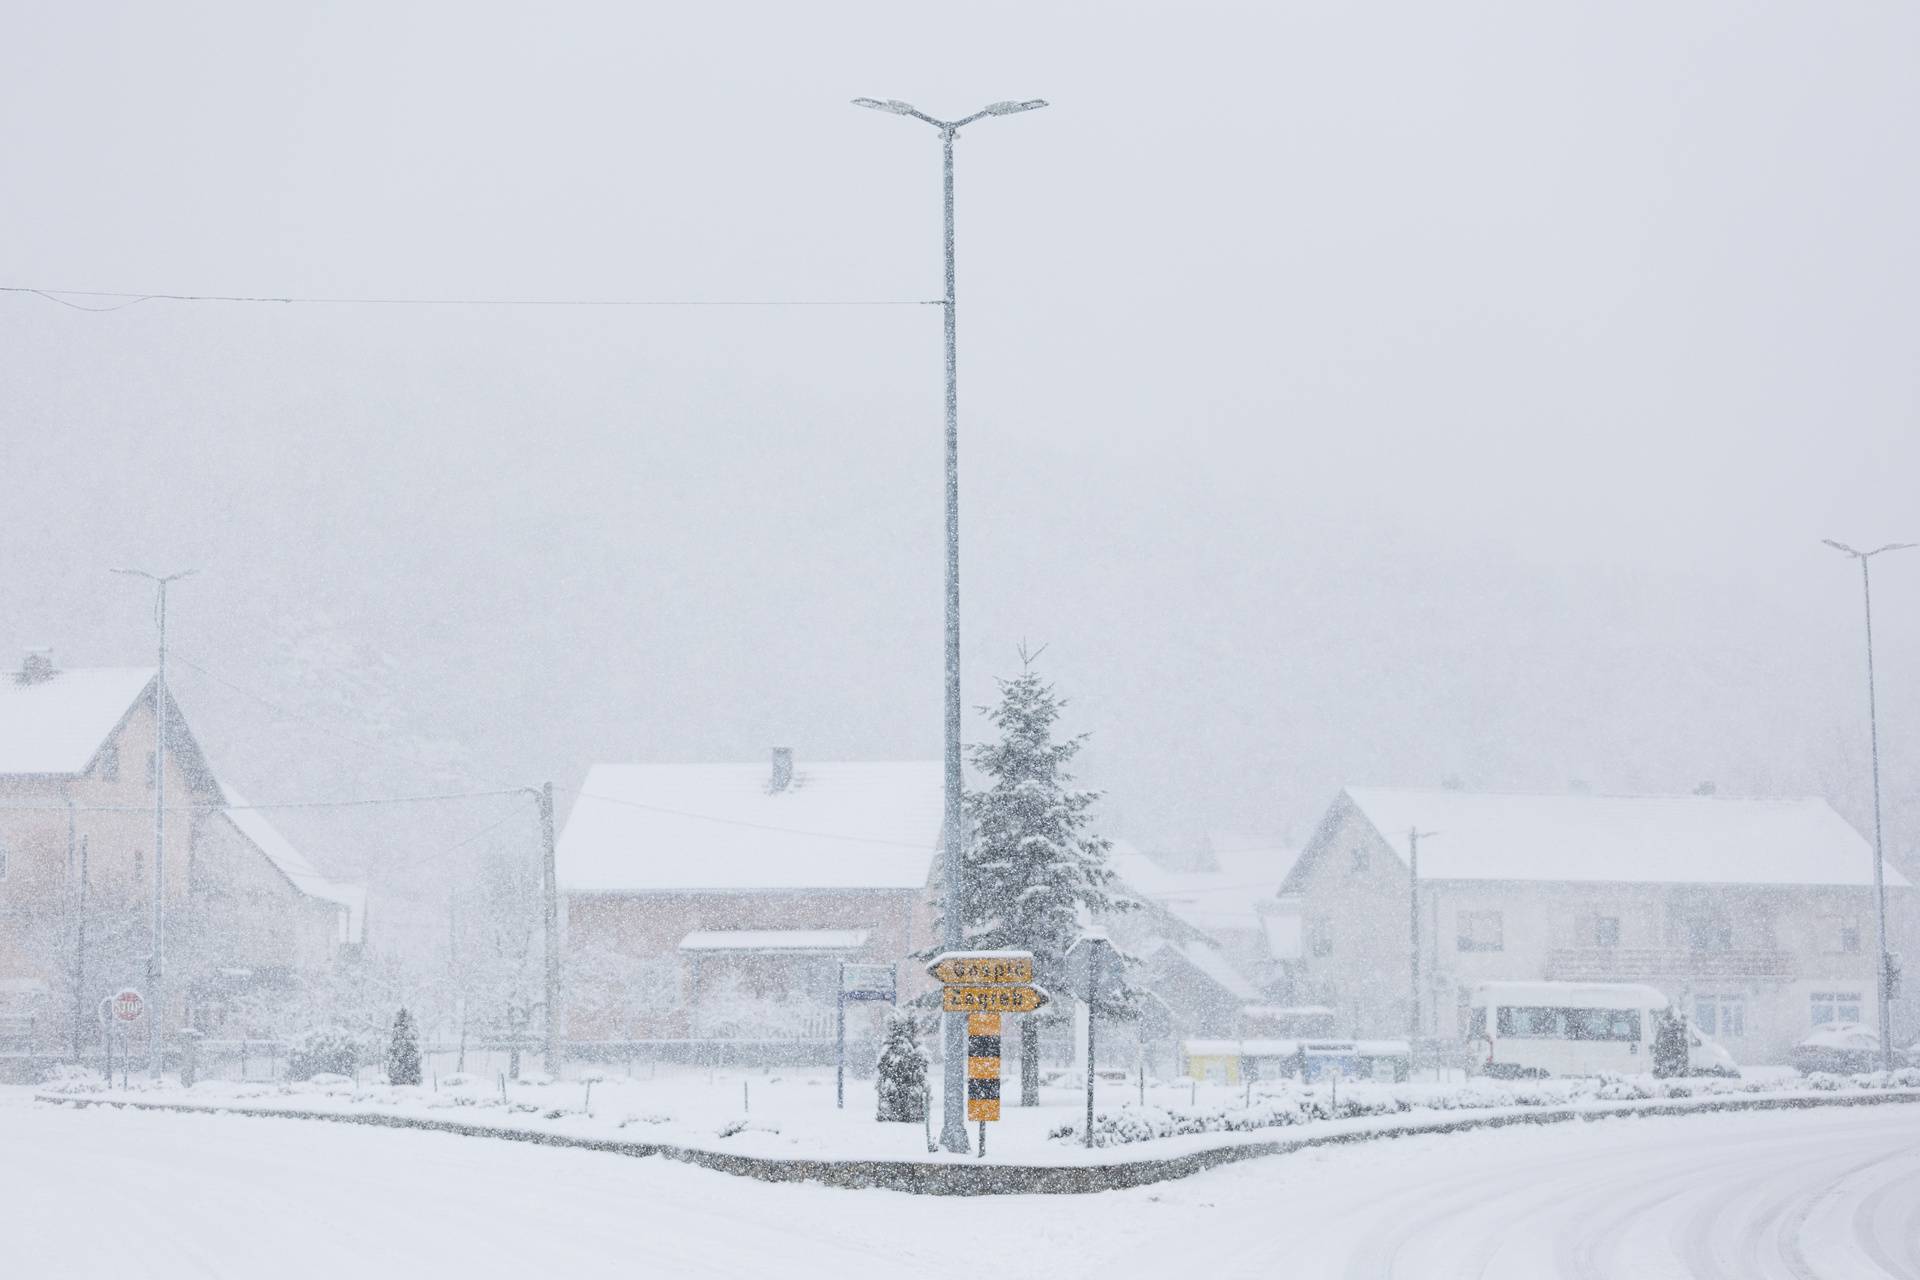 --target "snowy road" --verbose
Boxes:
[7,1094,1920,1278]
